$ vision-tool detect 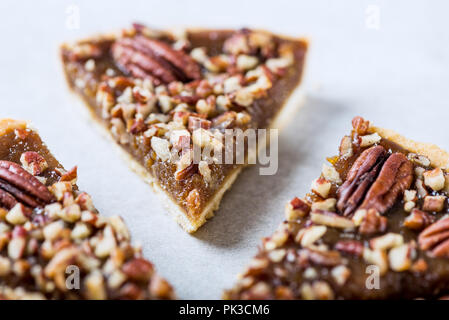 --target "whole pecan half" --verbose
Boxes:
[0,161,54,209]
[337,145,387,216]
[112,35,201,85]
[419,218,449,258]
[337,146,413,216]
